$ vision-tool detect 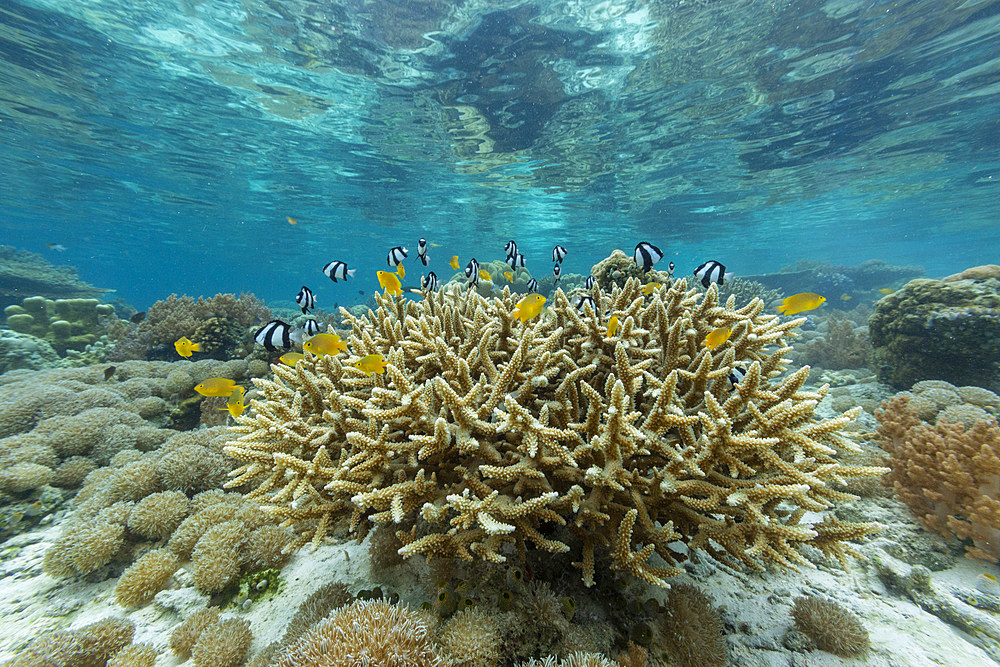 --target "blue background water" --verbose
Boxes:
[1,0,997,309]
